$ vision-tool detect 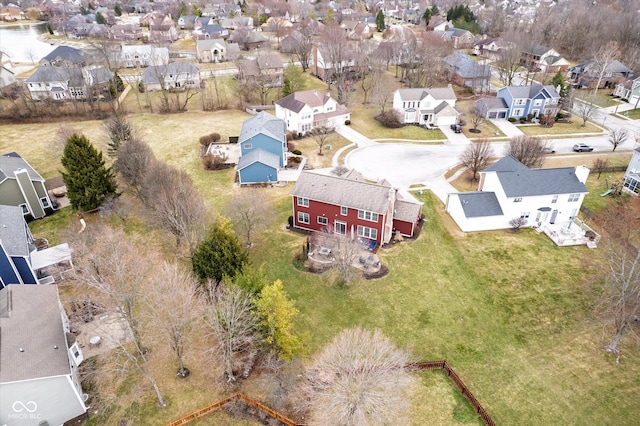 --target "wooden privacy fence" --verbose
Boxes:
[166,360,494,426]
[407,360,496,426]
[165,392,300,426]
